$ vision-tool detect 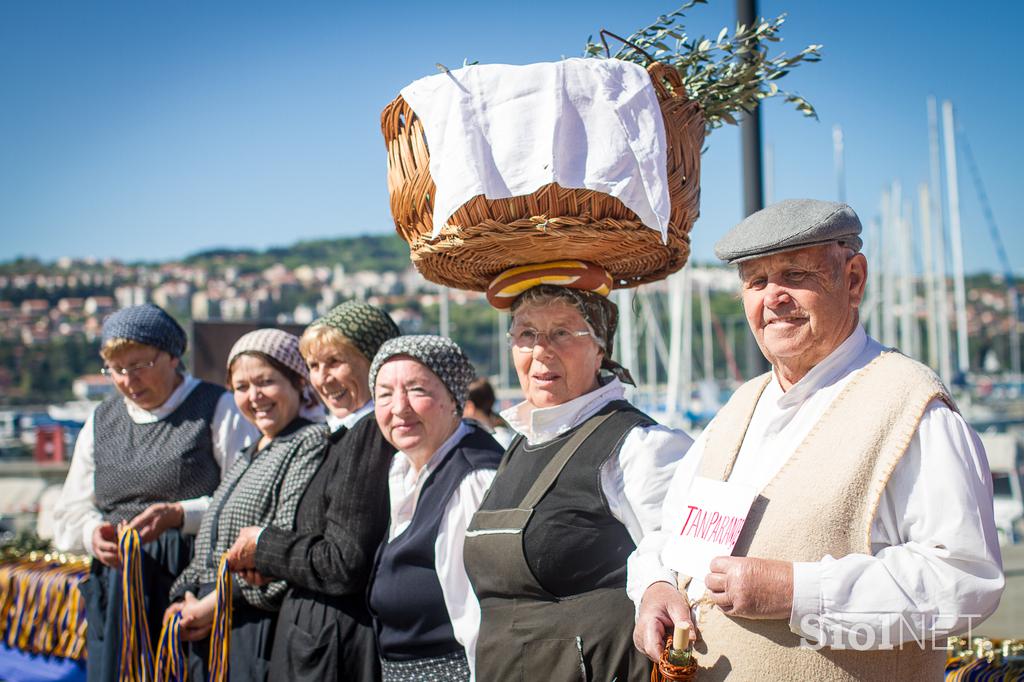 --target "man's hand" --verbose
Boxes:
[128,502,184,544]
[705,556,793,619]
[91,523,120,567]
[225,526,261,571]
[633,581,698,663]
